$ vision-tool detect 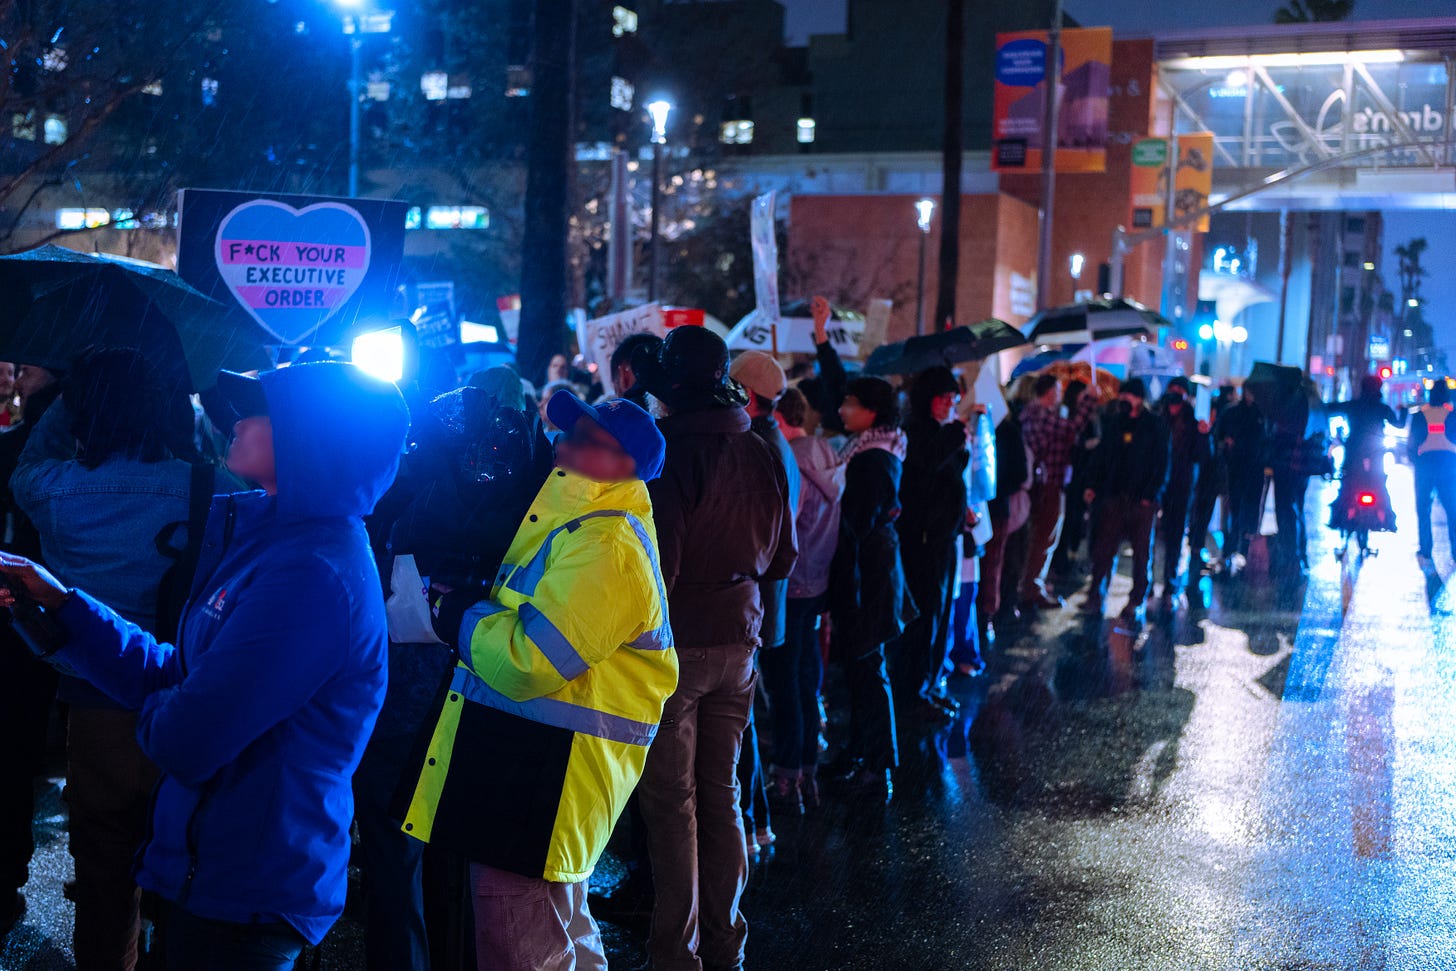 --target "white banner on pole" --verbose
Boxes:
[750,192,780,347]
[579,303,664,396]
